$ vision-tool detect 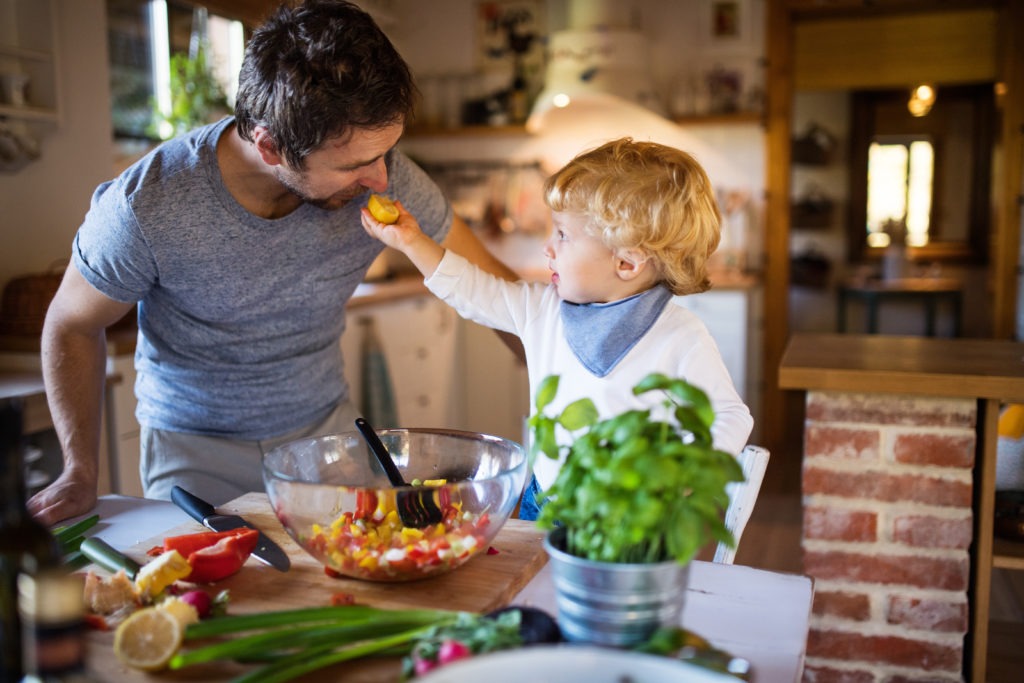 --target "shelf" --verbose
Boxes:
[0,44,52,62]
[405,123,528,139]
[674,111,764,126]
[404,111,764,139]
[0,103,58,122]
[993,538,1024,571]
